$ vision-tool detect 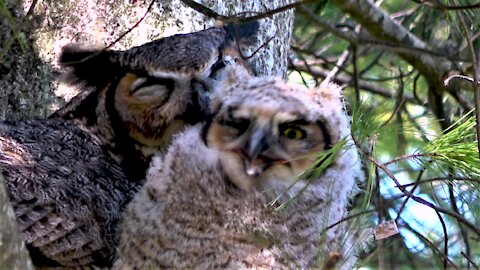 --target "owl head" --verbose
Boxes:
[204,74,352,191]
[52,22,259,180]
